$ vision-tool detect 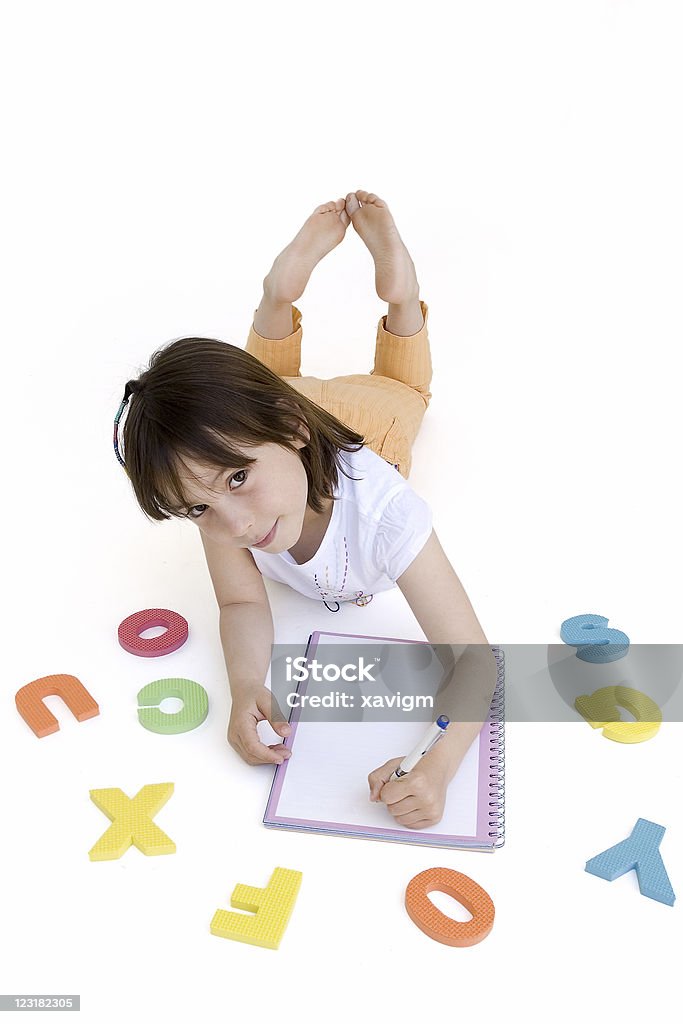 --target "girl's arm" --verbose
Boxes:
[398,529,488,645]
[200,534,291,765]
[367,530,497,827]
[220,600,292,765]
